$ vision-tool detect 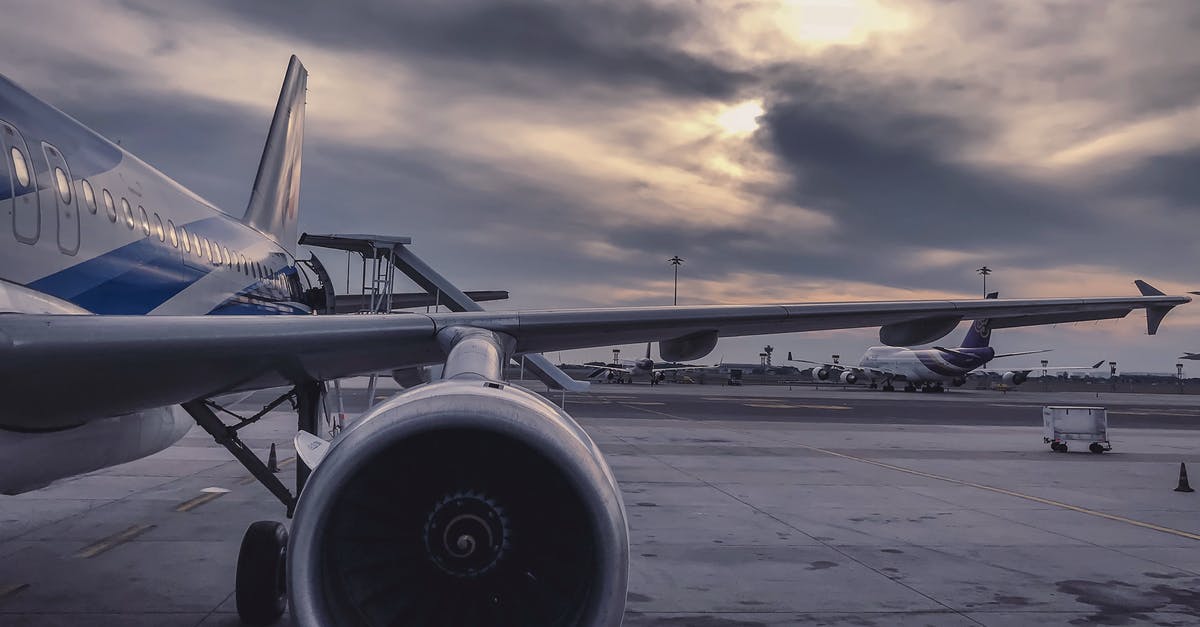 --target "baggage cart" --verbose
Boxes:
[1043,406,1110,454]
